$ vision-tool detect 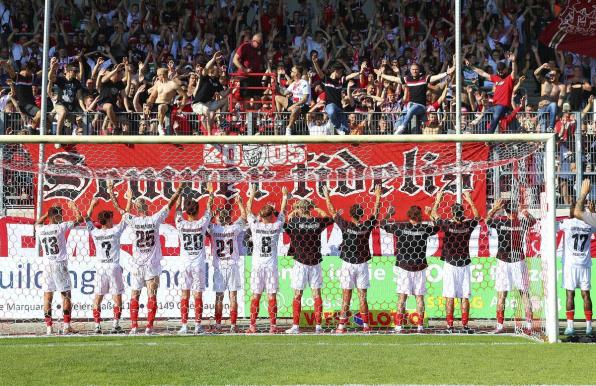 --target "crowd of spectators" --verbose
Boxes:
[0,0,594,138]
